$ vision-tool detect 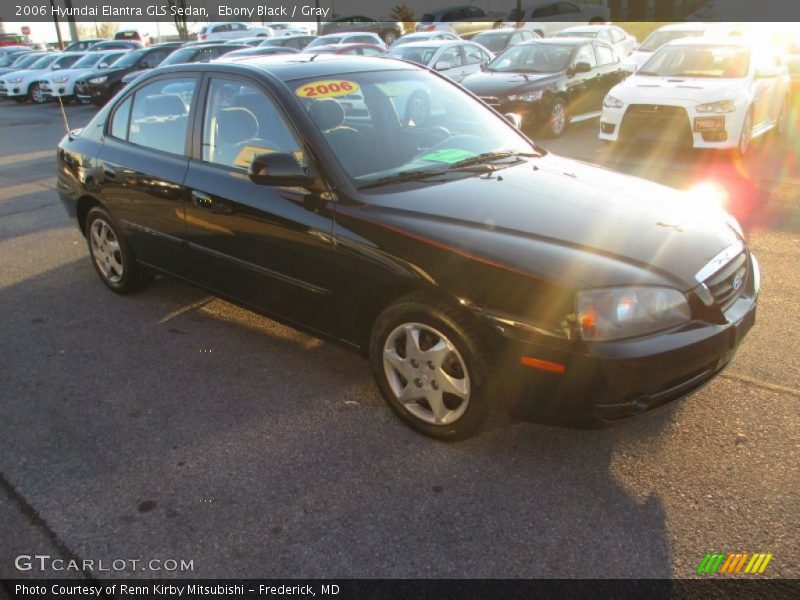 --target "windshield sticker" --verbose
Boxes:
[420,149,477,164]
[295,80,360,99]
